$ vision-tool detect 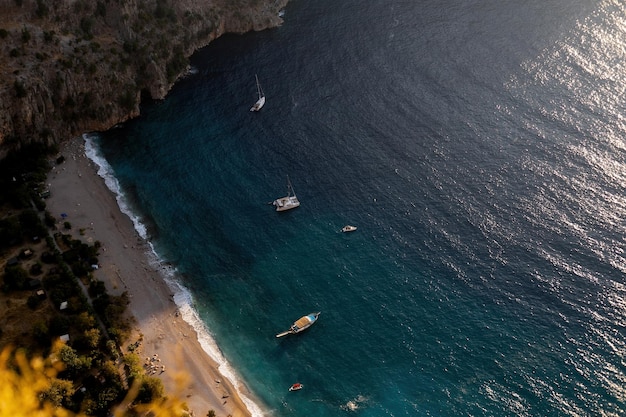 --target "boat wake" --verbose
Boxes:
[341,395,369,412]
